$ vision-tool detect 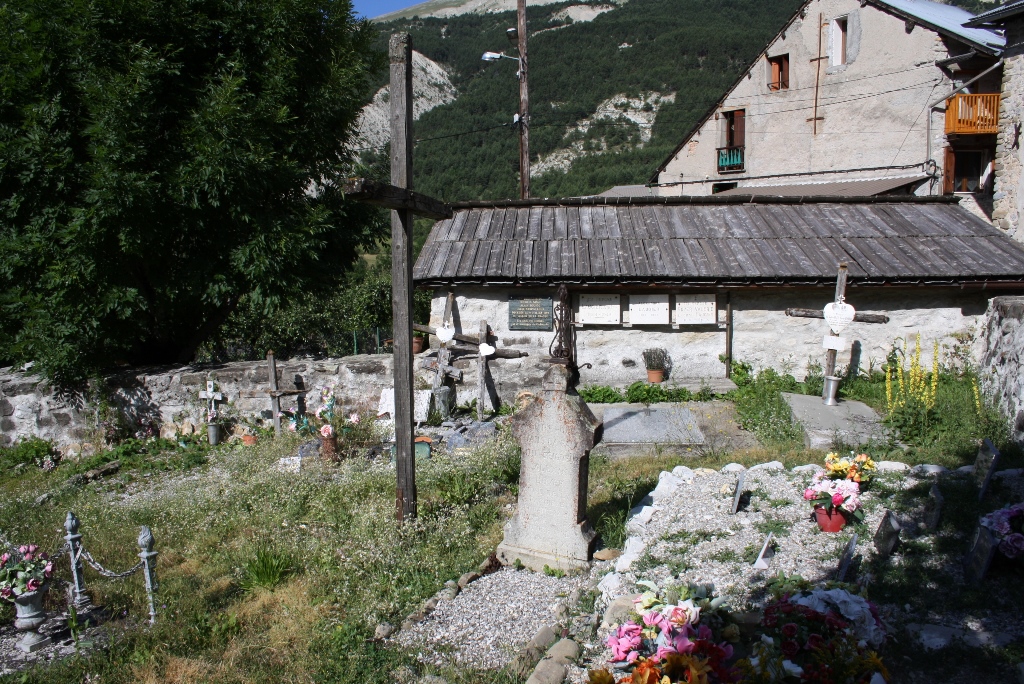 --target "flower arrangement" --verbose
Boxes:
[0,545,53,598]
[315,384,337,423]
[736,590,887,683]
[981,503,1024,559]
[803,472,864,523]
[823,452,876,484]
[589,582,740,684]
